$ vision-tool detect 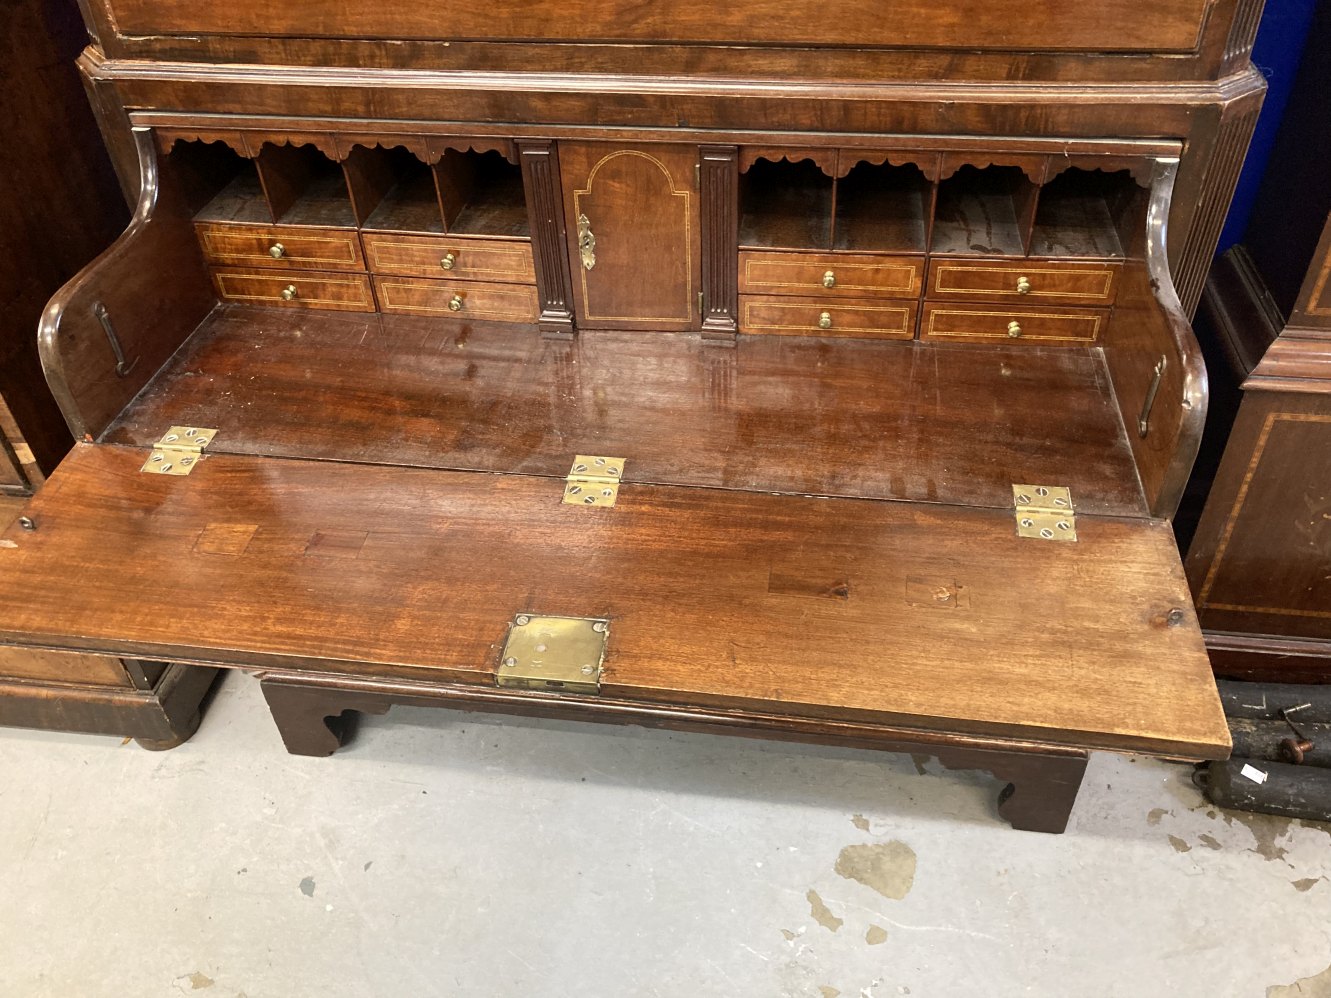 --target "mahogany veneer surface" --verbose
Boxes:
[0,444,1223,757]
[102,306,1147,516]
